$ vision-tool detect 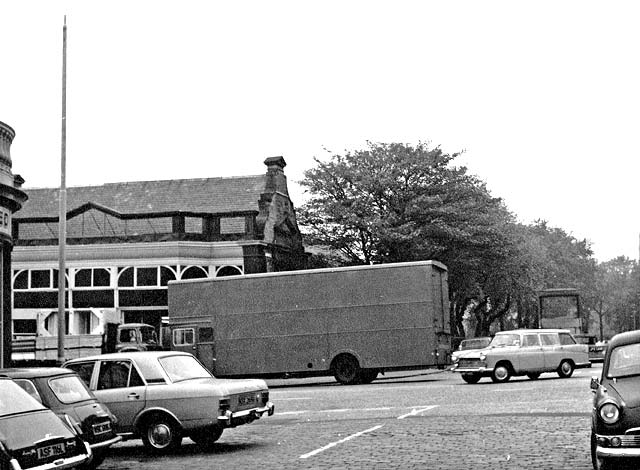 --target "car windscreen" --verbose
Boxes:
[462,339,490,350]
[607,343,640,378]
[49,375,94,404]
[490,334,520,348]
[0,379,46,415]
[140,326,158,343]
[158,355,212,382]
